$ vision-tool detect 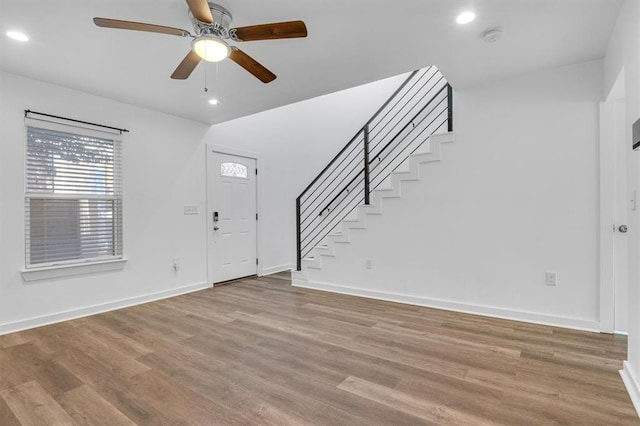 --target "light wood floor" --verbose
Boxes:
[0,272,637,425]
